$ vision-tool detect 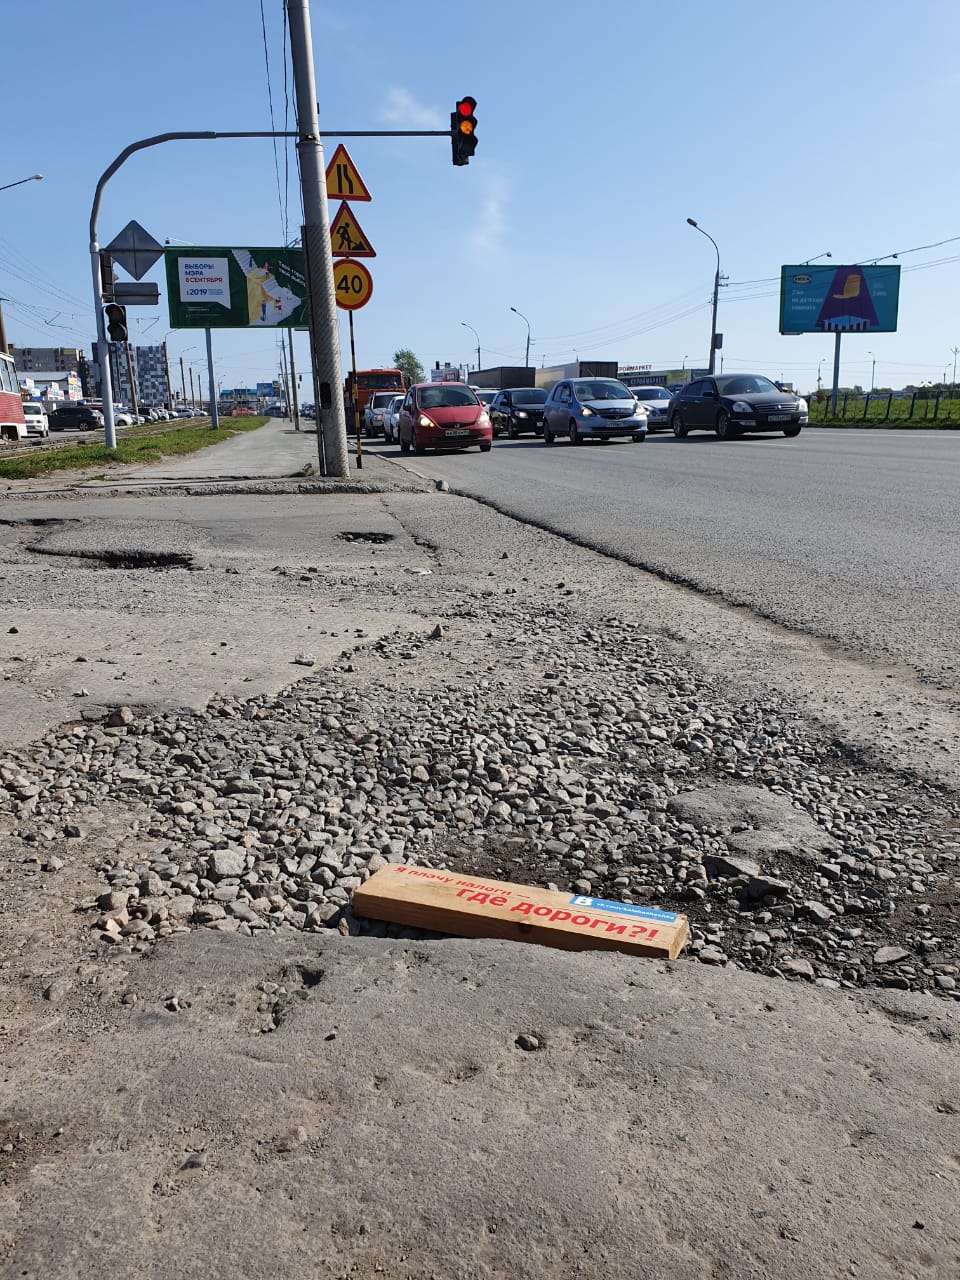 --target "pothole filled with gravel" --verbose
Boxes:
[2,609,958,999]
